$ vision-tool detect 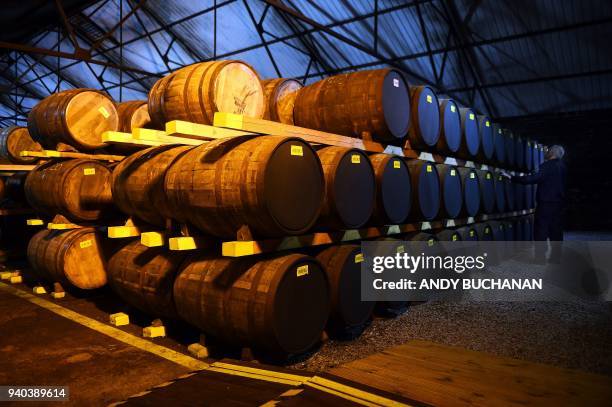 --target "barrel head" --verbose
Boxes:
[478,115,494,161]
[440,99,461,153]
[463,169,480,217]
[381,70,411,139]
[379,157,411,224]
[332,150,375,228]
[417,162,440,220]
[461,108,480,157]
[441,165,462,219]
[479,170,496,214]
